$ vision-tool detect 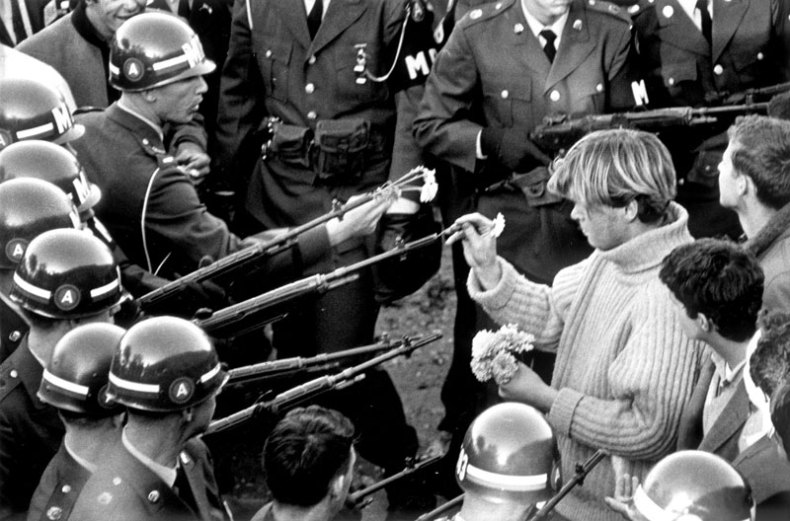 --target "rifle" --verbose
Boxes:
[526,449,607,521]
[137,167,435,314]
[720,81,790,105]
[530,102,768,155]
[195,224,456,338]
[414,495,463,521]
[346,454,443,508]
[205,333,442,436]
[226,337,396,385]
